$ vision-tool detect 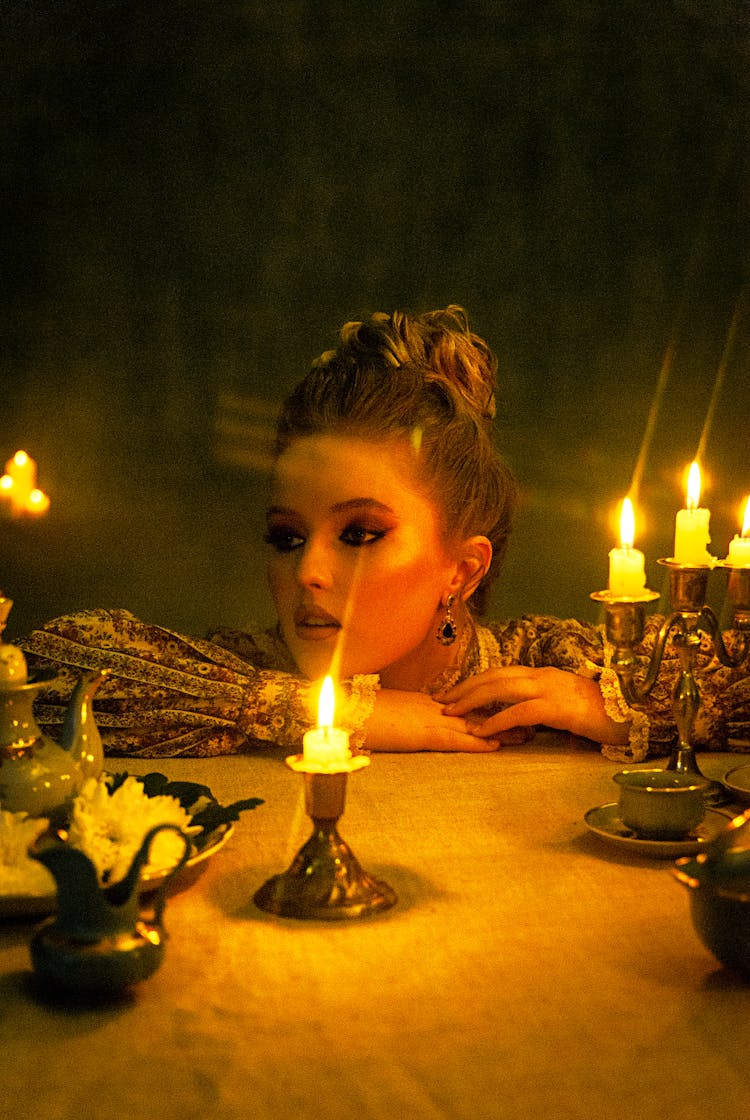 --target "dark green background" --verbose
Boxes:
[2,0,749,640]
